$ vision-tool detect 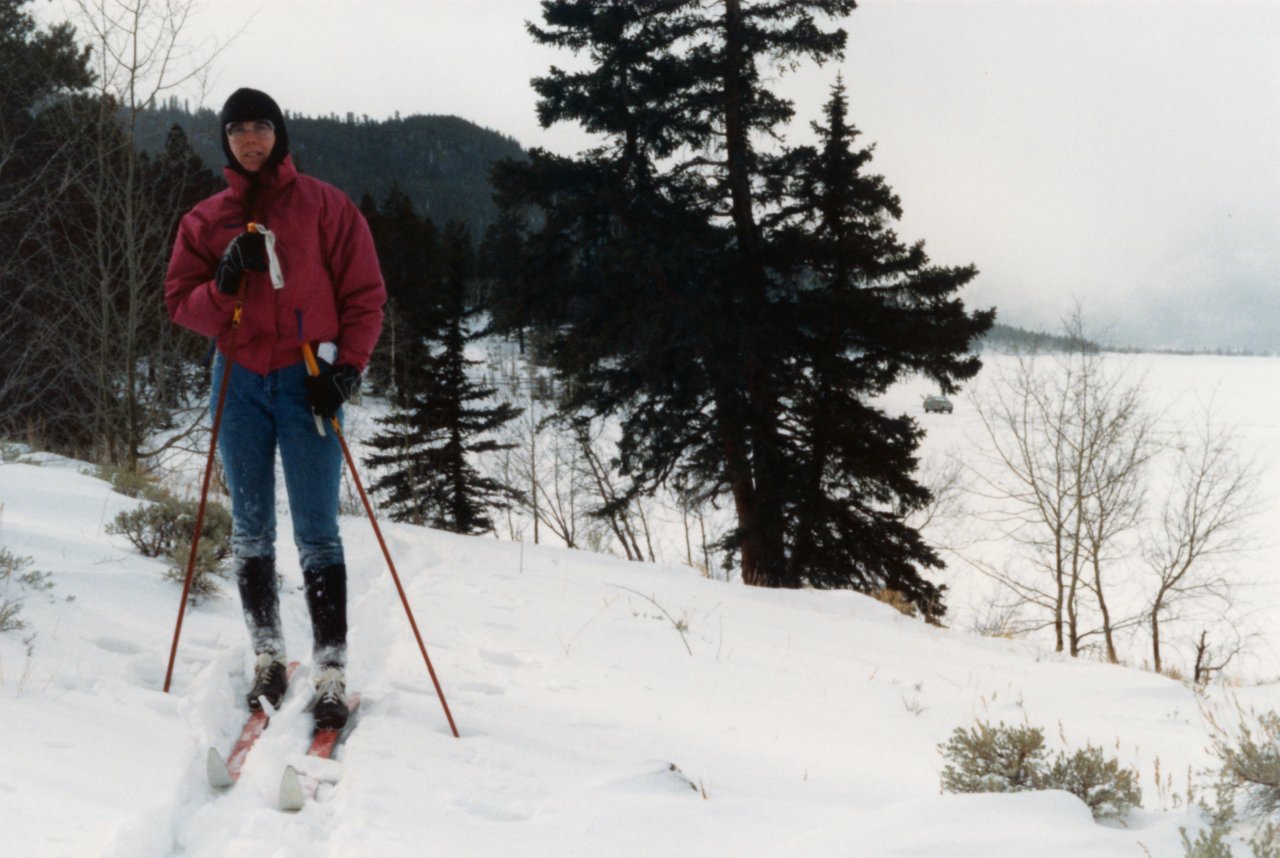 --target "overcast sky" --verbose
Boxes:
[42,0,1280,349]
